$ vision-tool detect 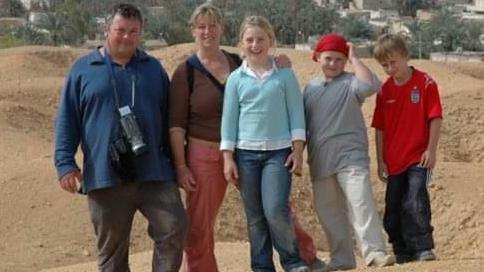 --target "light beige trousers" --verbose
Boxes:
[312,166,388,268]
